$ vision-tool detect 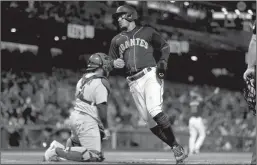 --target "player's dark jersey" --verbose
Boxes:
[190,100,206,117]
[190,100,208,117]
[108,26,170,74]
